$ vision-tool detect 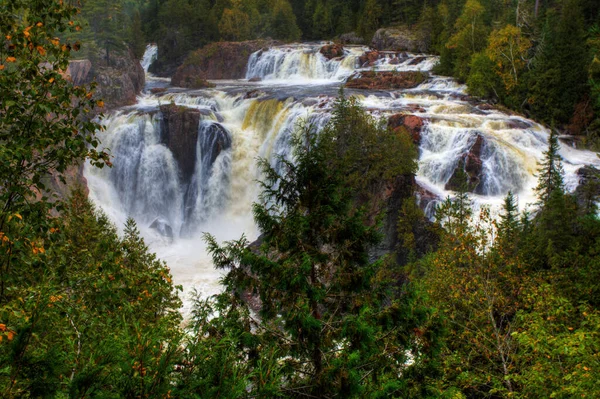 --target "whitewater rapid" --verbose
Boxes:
[85,44,600,314]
